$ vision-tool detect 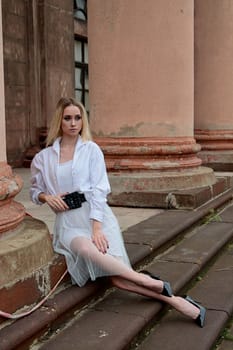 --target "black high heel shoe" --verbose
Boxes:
[184,295,206,328]
[141,270,173,297]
